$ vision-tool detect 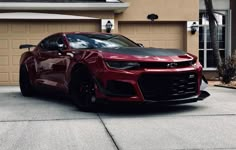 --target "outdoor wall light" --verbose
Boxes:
[147,13,158,21]
[191,22,198,34]
[105,20,113,33]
